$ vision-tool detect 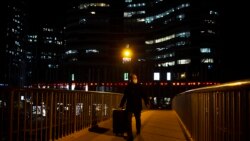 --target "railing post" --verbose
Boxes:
[74,92,77,133]
[1,88,123,141]
[88,104,98,131]
[49,92,53,141]
[8,90,14,141]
